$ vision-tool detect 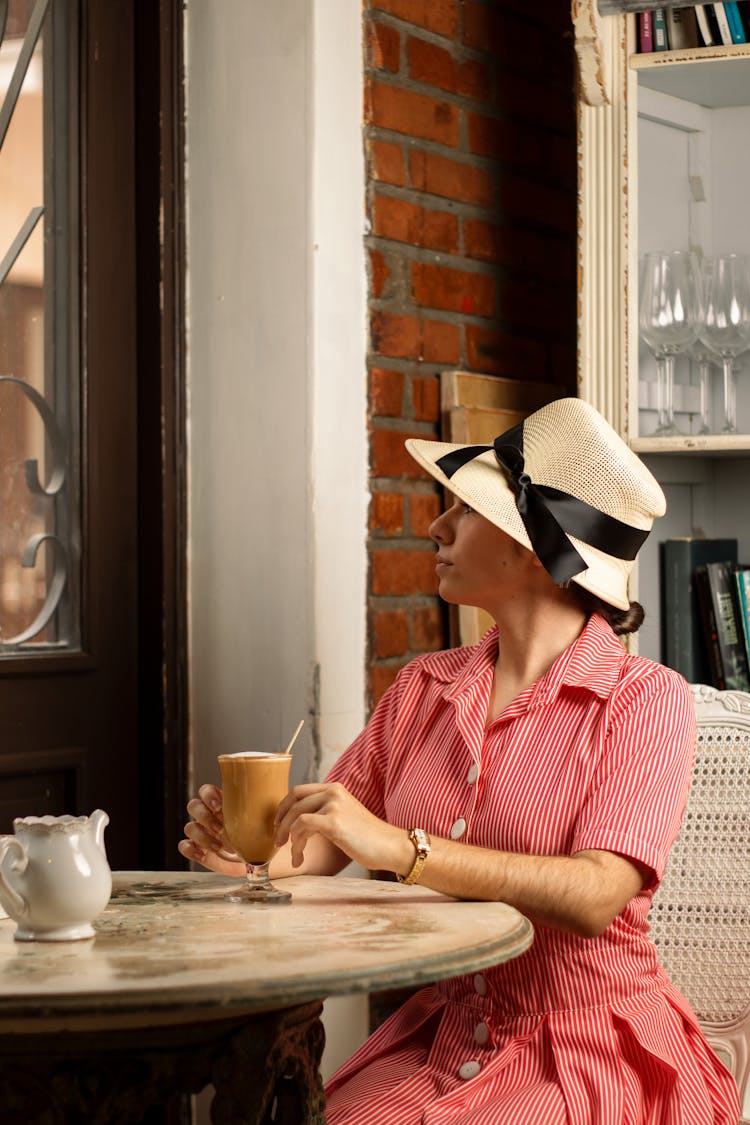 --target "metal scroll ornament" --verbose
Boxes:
[0,0,68,649]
